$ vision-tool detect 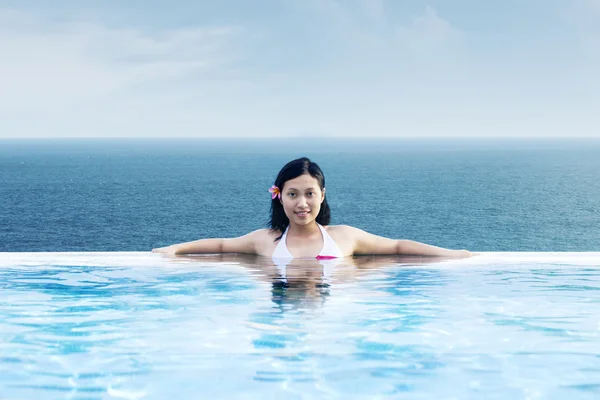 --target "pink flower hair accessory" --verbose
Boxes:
[269,185,281,200]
